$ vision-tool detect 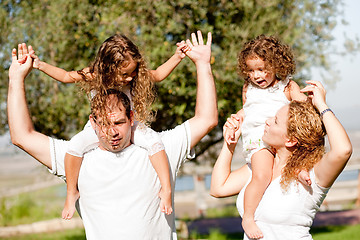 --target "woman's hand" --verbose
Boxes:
[300,80,328,112]
[223,112,243,145]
